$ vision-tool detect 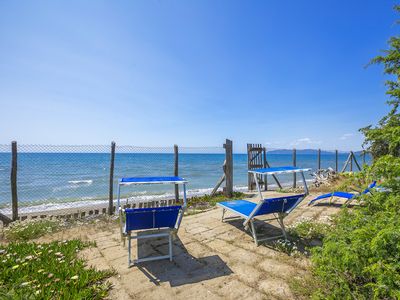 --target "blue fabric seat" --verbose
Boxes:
[308,181,377,206]
[217,200,257,217]
[217,194,305,245]
[219,194,305,217]
[125,206,181,232]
